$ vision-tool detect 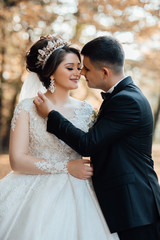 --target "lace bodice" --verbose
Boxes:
[11,98,94,174]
